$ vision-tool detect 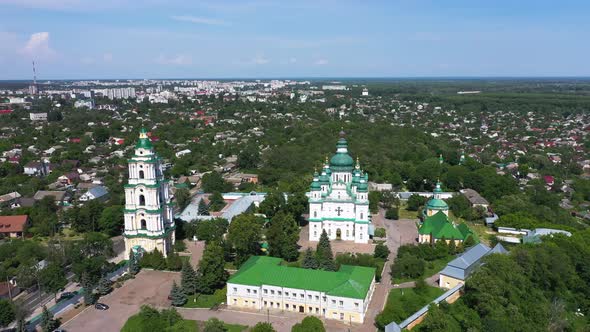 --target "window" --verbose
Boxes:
[253,290,257,294]
[314,231,317,237]
[323,296,327,302]
[140,219,147,230]
[277,291,281,296]
[276,303,279,308]
[360,213,363,219]
[139,170,144,179]
[346,230,349,237]
[139,194,146,206]
[264,289,268,294]
[315,307,319,314]
[285,304,289,309]
[252,301,256,306]
[264,301,267,306]
[339,301,343,306]
[245,300,248,305]
[340,313,344,320]
[315,296,319,301]
[332,300,336,304]
[313,211,317,218]
[271,290,275,295]
[270,302,274,307]
[285,292,289,297]
[233,299,237,304]
[300,294,304,298]
[308,307,312,313]
[355,302,359,308]
[233,287,237,293]
[308,295,312,300]
[247,289,251,293]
